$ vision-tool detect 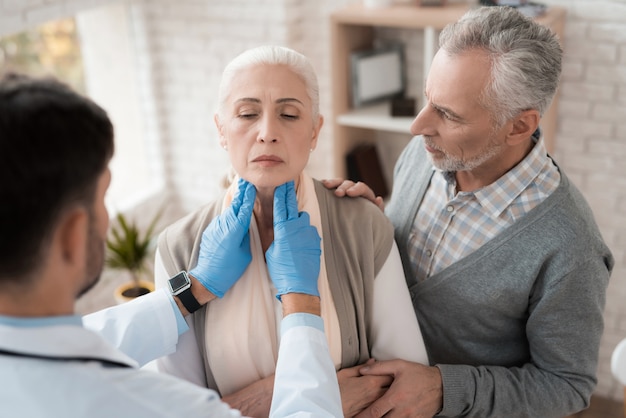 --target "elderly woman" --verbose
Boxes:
[154,45,426,417]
